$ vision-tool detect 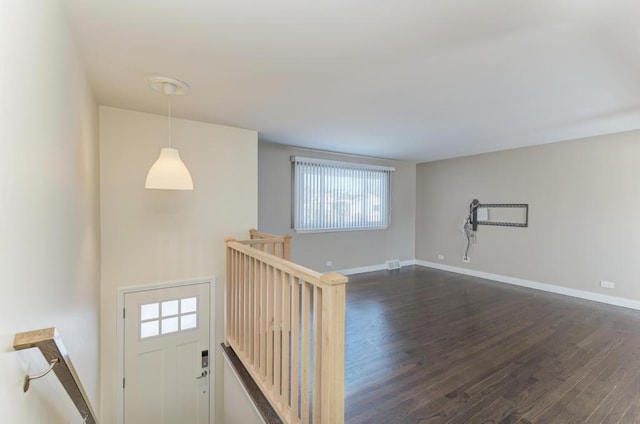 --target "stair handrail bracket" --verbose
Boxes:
[13,327,98,424]
[225,234,347,424]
